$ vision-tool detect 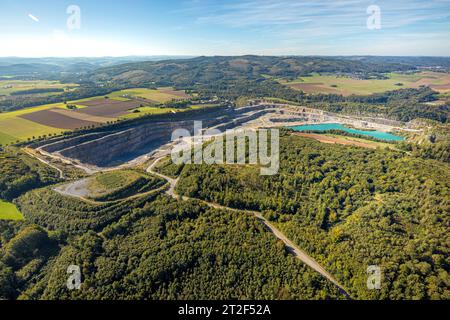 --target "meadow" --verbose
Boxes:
[88,170,142,195]
[279,71,450,96]
[120,103,218,119]
[0,80,78,96]
[85,170,165,201]
[0,131,17,145]
[108,87,190,103]
[0,200,24,220]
